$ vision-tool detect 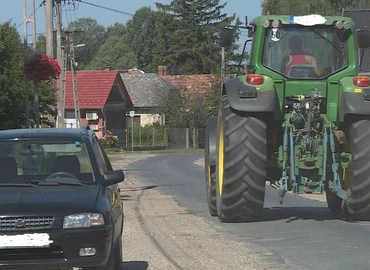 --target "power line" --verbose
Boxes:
[77,0,134,17]
[17,1,44,29]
